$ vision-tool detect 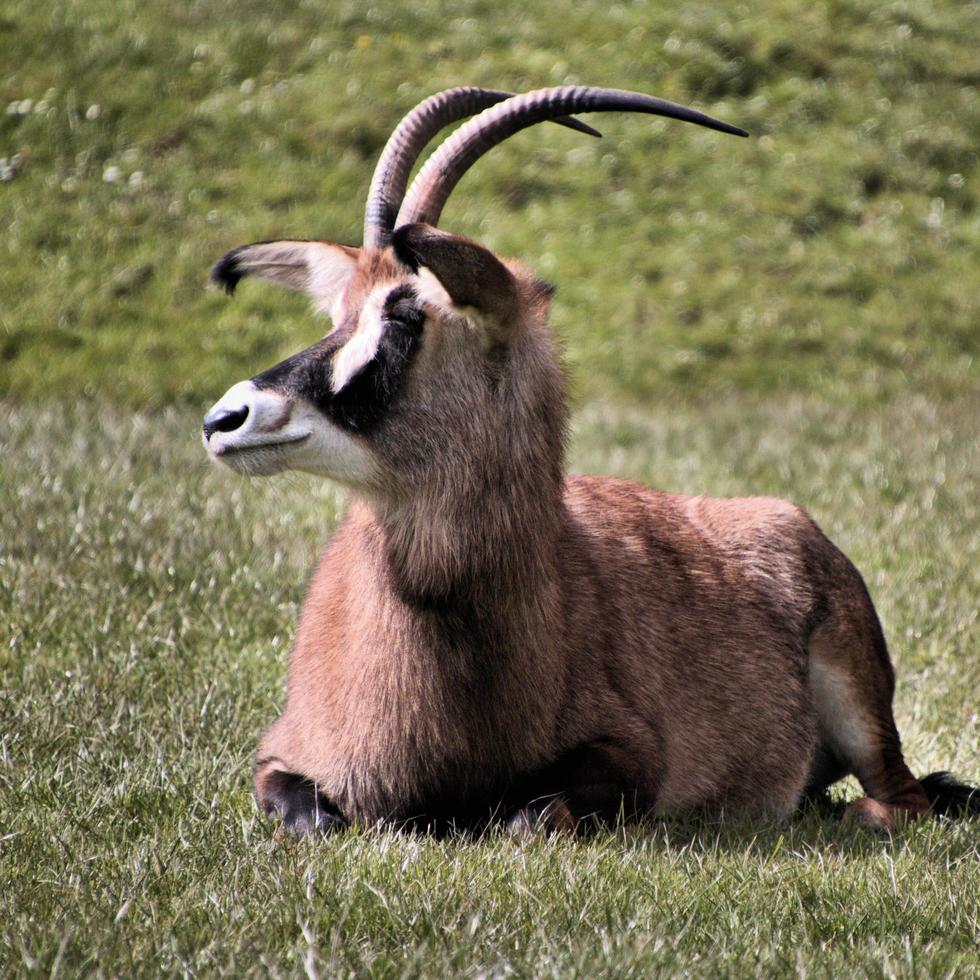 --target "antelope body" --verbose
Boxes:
[203,87,977,833]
